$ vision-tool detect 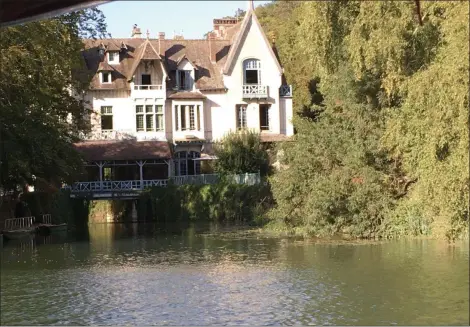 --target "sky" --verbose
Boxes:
[98,1,272,40]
